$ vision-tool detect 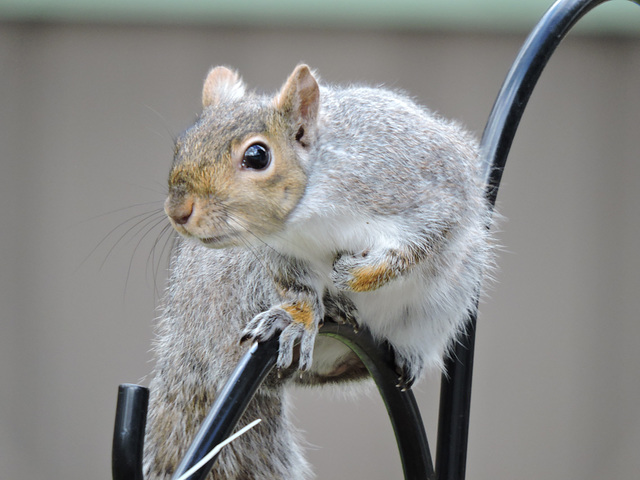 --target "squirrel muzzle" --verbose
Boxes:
[164,194,194,226]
